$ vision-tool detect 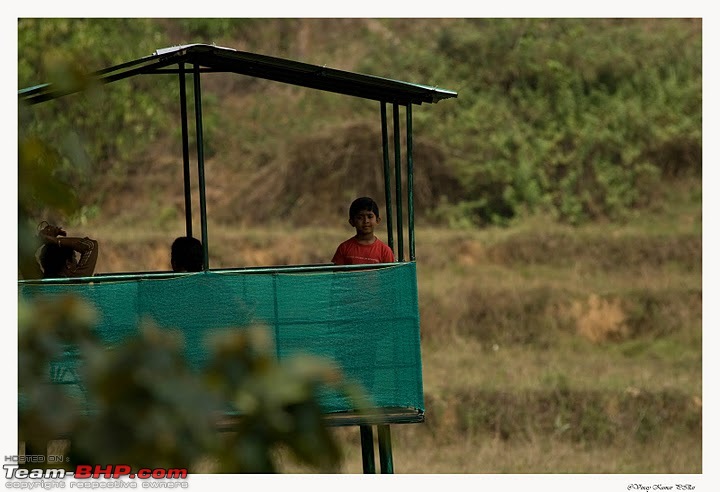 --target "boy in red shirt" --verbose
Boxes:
[332,197,395,265]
